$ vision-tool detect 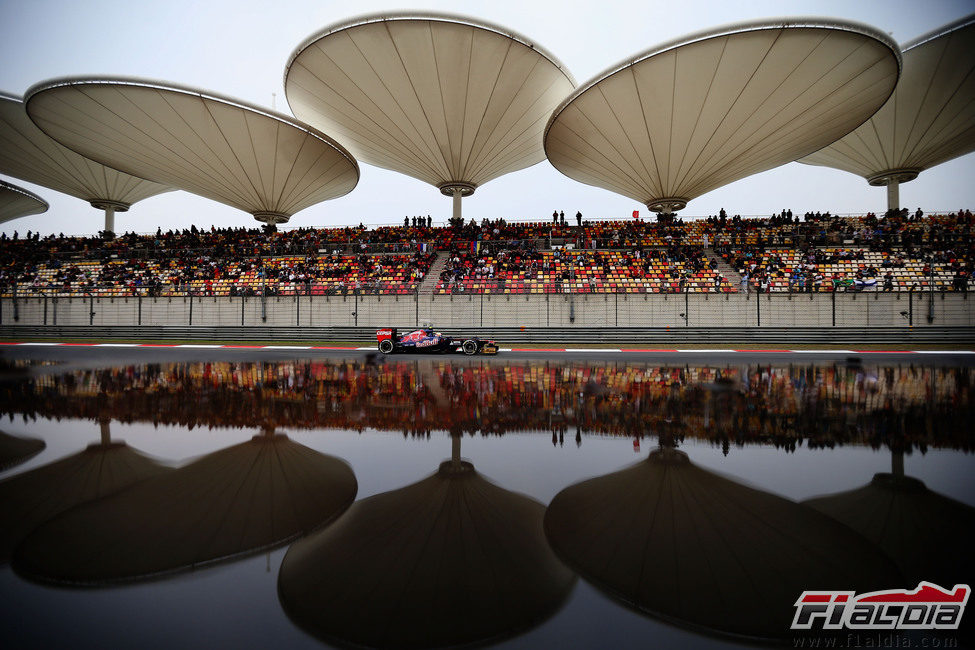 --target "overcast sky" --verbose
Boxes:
[1,0,973,236]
